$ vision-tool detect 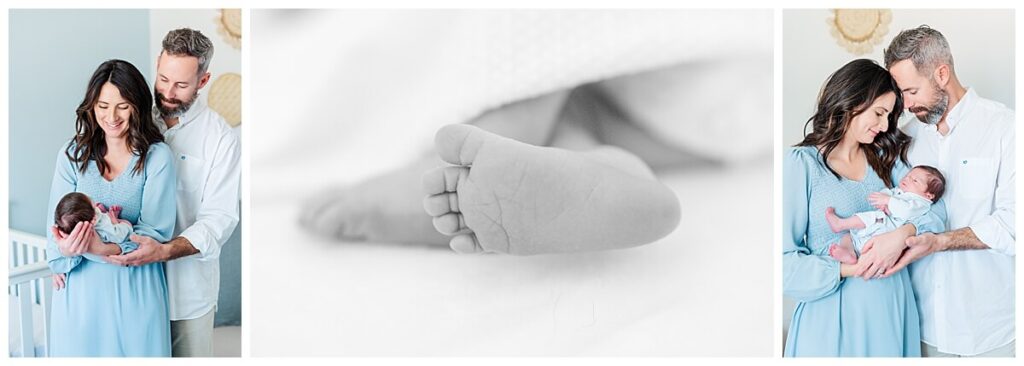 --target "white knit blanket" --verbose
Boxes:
[252,9,772,196]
